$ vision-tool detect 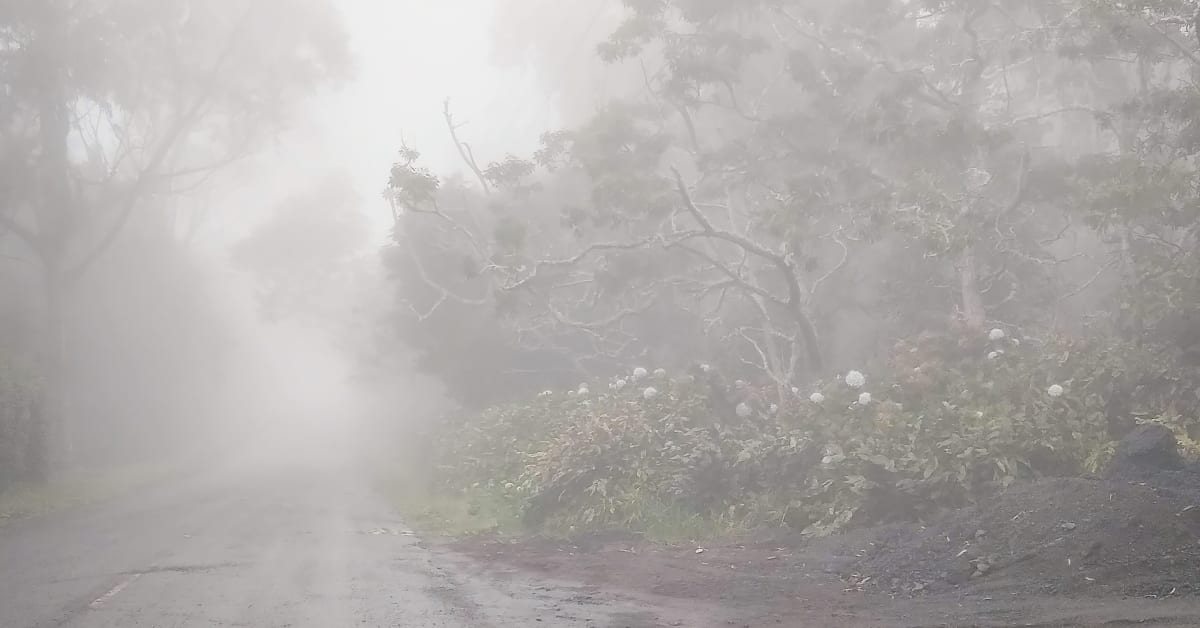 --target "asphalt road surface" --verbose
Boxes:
[0,462,683,628]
